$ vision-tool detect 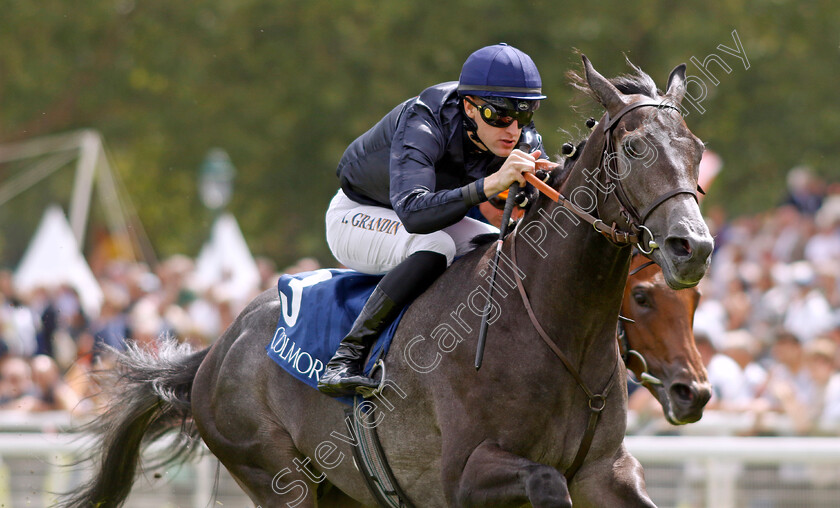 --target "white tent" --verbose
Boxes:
[192,212,260,304]
[13,205,104,317]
